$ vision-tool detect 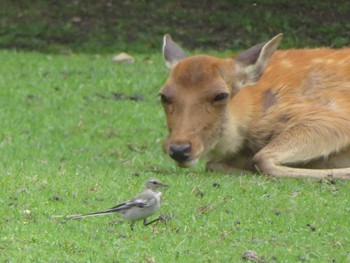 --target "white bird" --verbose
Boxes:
[67,178,169,230]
